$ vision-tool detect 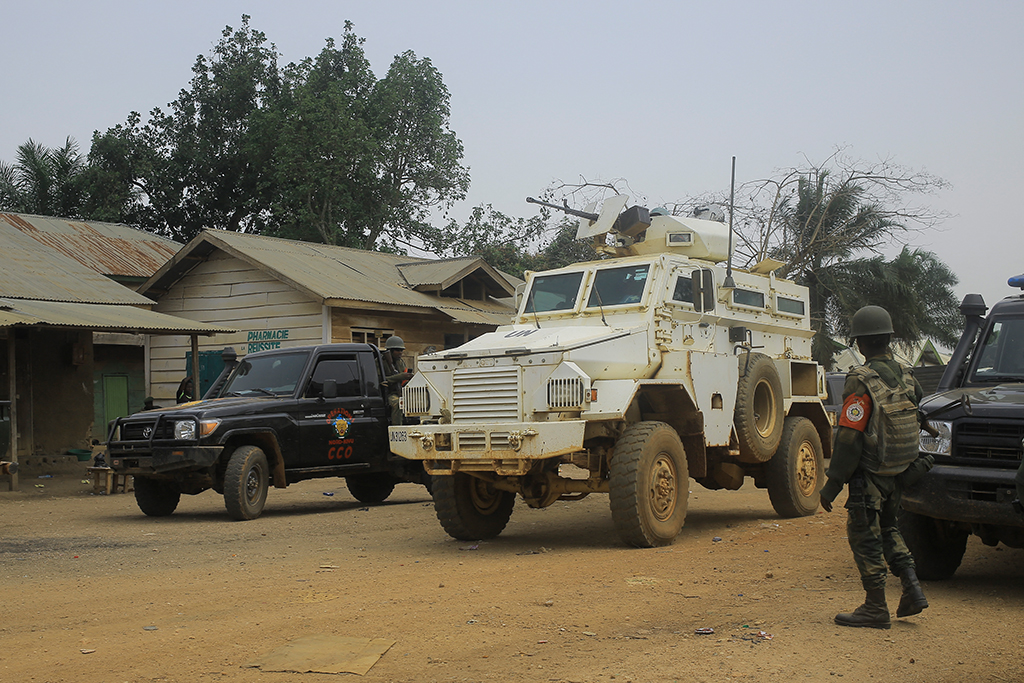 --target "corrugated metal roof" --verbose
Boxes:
[143,231,520,317]
[0,220,155,305]
[0,213,180,278]
[437,306,513,325]
[0,298,233,334]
